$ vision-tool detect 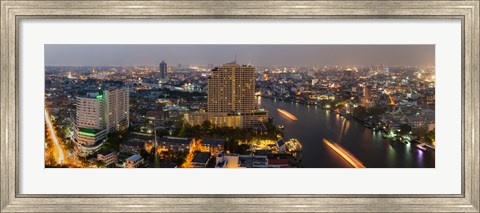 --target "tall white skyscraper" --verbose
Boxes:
[73,87,129,154]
